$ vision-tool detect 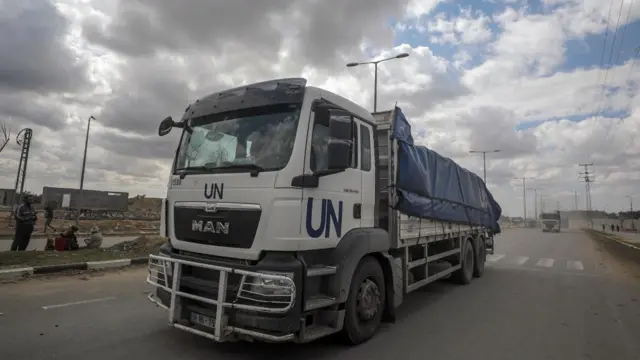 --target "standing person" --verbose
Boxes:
[602,224,605,231]
[43,202,55,234]
[10,195,38,251]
